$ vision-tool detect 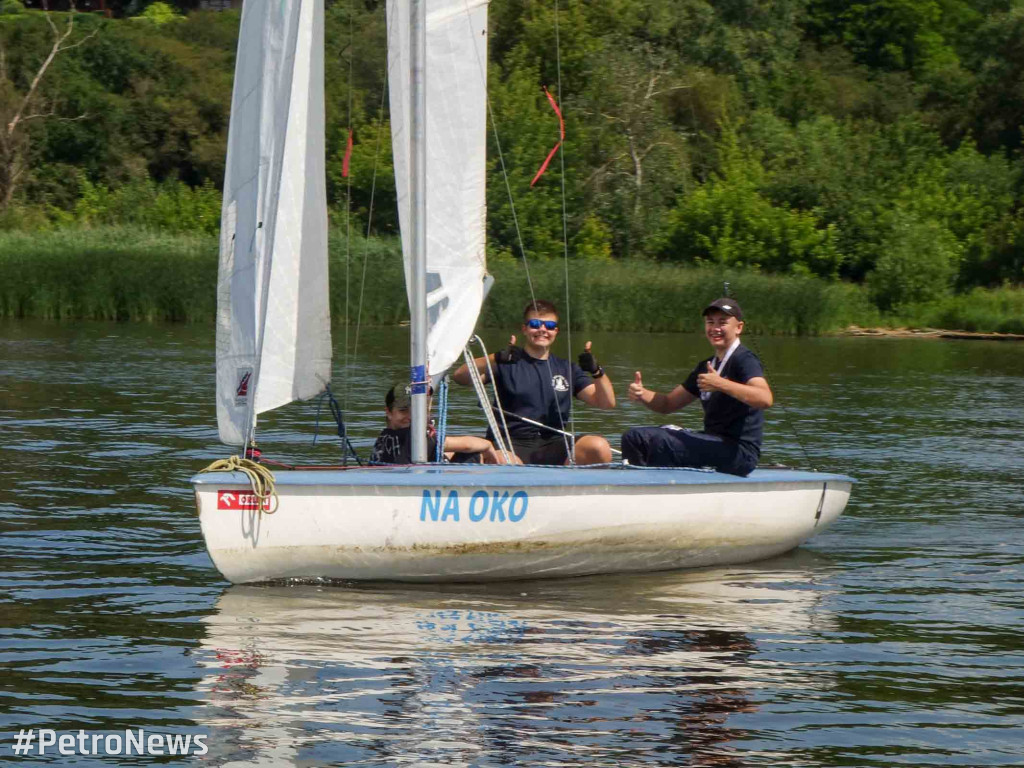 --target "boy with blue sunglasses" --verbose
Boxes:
[453,299,616,465]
